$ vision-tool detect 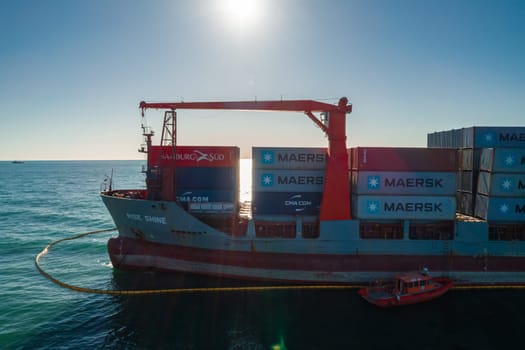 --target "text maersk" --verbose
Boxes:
[384,178,443,188]
[278,175,323,185]
[278,153,325,163]
[384,202,442,212]
[500,133,525,142]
